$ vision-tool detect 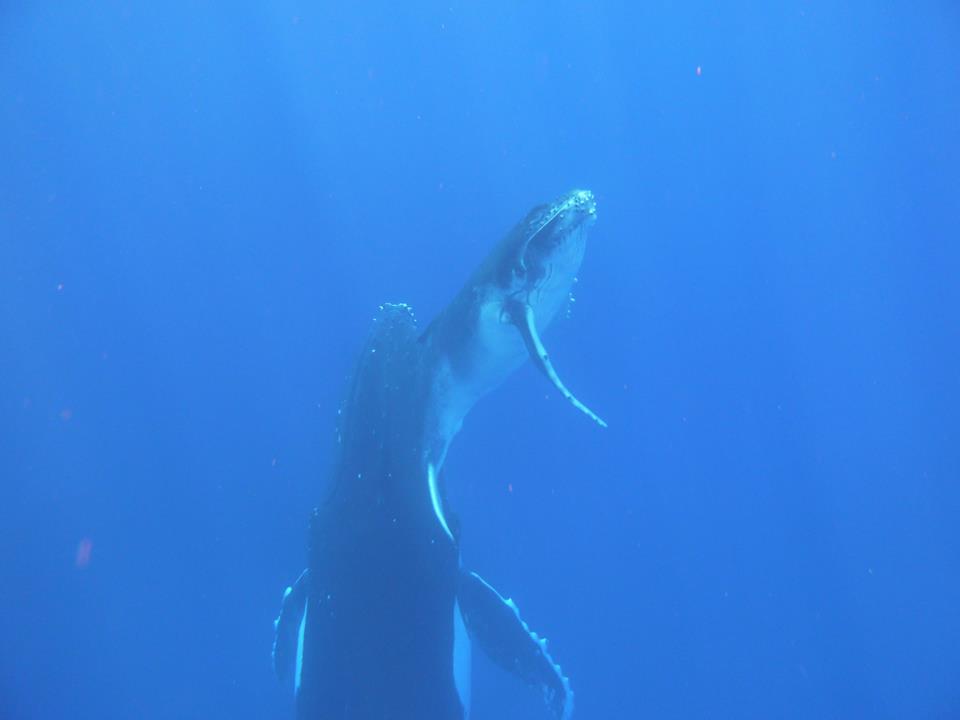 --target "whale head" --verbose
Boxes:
[502,189,597,324]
